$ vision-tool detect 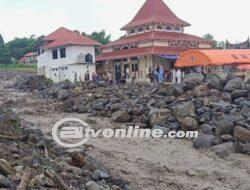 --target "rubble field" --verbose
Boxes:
[0,70,249,190]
